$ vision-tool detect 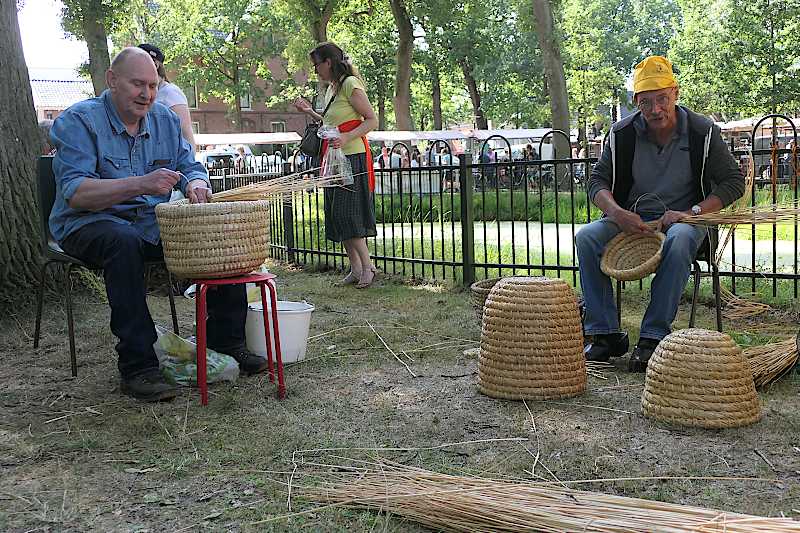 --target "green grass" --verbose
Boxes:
[292,189,602,225]
[4,263,798,531]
